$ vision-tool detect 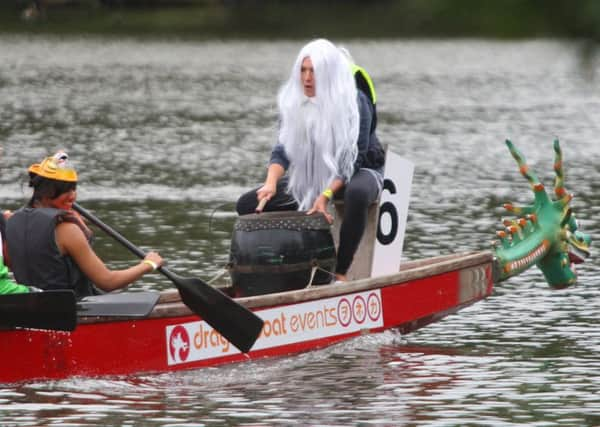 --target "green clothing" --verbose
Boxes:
[0,256,29,294]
